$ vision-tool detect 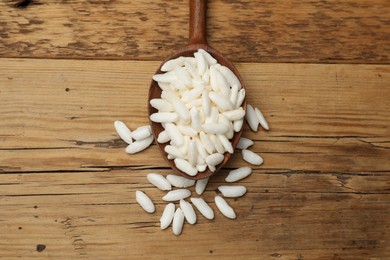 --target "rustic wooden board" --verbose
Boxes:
[0,0,389,63]
[1,170,389,259]
[1,59,389,173]
[0,58,389,259]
